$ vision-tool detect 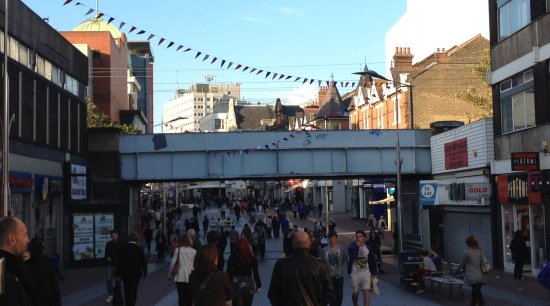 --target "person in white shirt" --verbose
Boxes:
[412,250,438,294]
[168,233,196,306]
